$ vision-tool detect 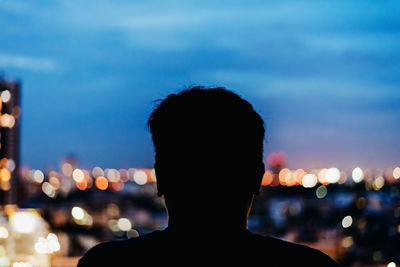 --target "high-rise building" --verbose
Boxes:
[0,78,21,204]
